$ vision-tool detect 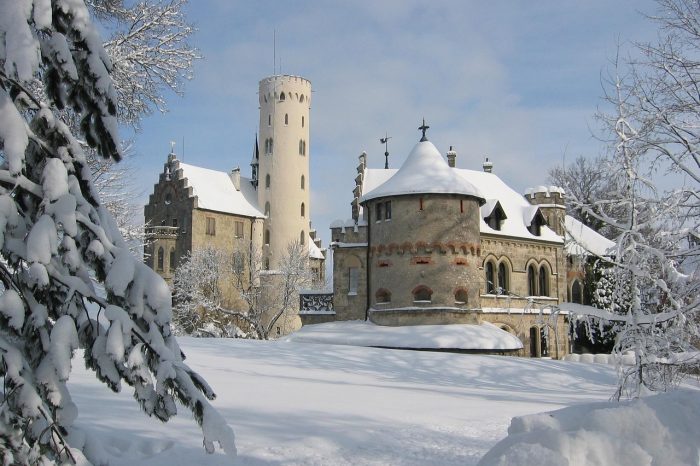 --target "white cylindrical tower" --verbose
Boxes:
[258,75,311,268]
